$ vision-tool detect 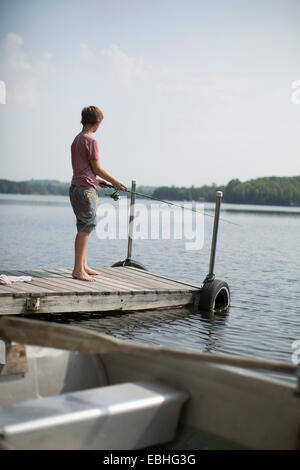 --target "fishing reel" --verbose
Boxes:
[101,182,120,201]
[110,190,120,201]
